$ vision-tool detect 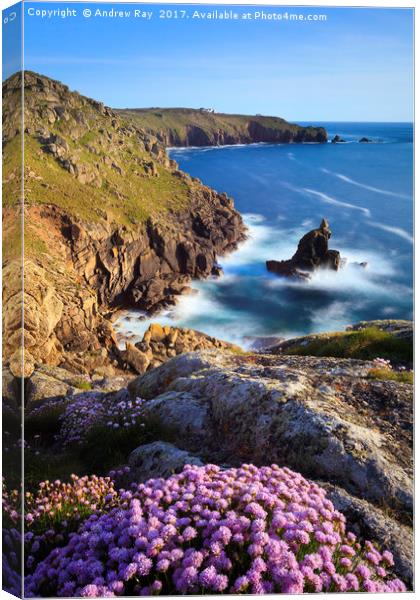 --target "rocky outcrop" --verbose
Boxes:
[331,134,346,143]
[63,188,244,314]
[347,319,413,341]
[128,441,204,481]
[117,108,328,147]
[127,349,412,584]
[267,218,342,280]
[122,323,241,374]
[128,351,412,514]
[359,137,373,143]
